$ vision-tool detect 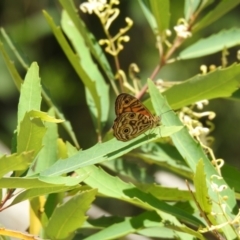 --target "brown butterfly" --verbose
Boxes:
[112,93,160,141]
